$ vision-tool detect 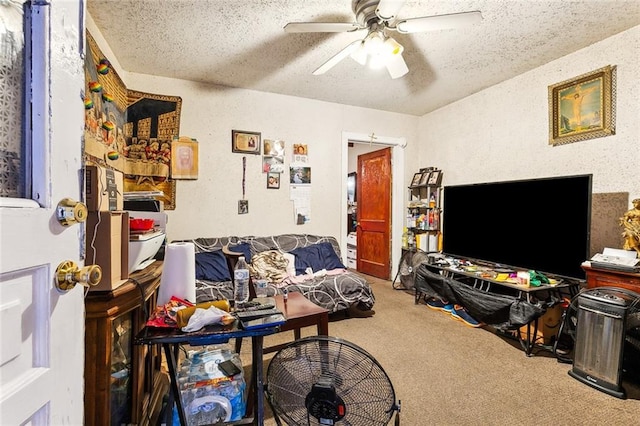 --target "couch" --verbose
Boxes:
[176,234,375,314]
